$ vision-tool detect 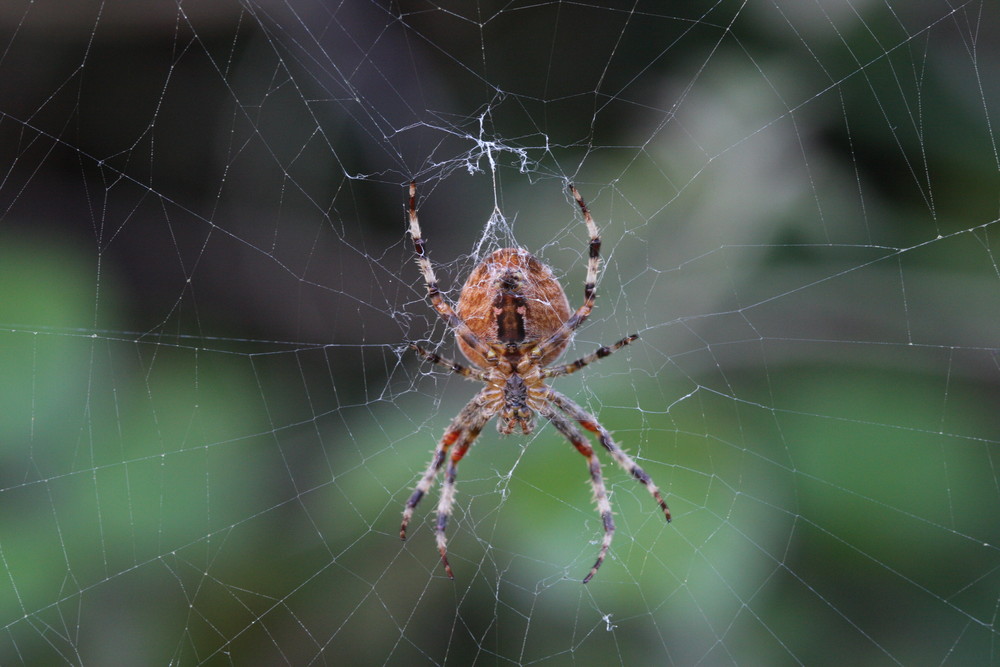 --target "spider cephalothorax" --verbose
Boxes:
[400,181,671,583]
[495,364,536,434]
